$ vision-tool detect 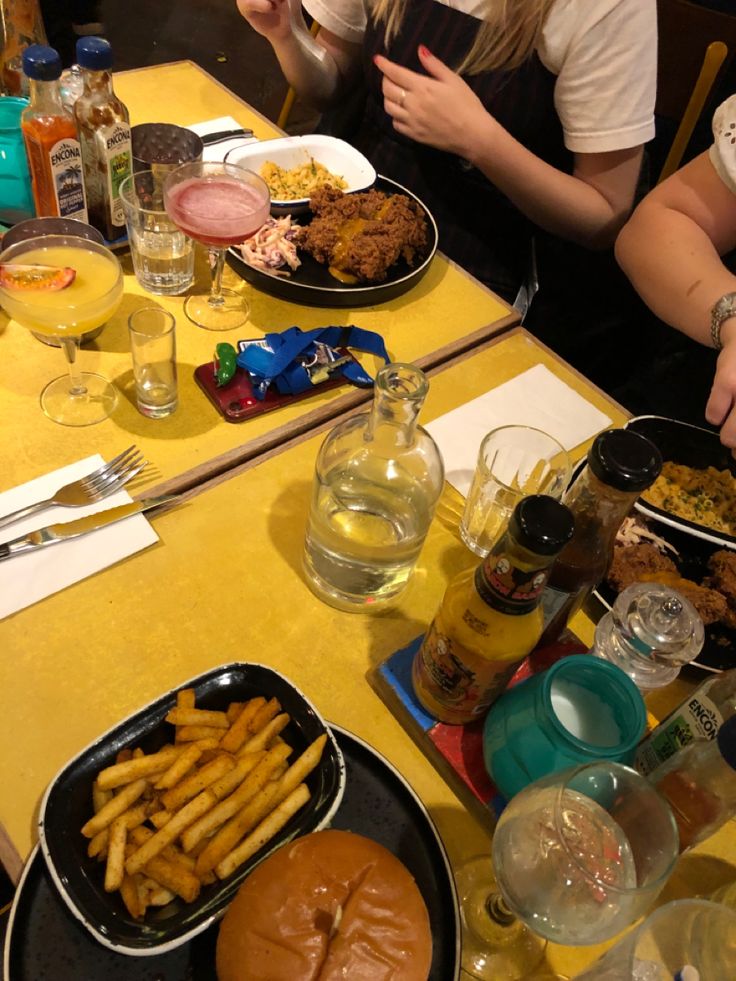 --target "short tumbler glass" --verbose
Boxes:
[460,425,571,556]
